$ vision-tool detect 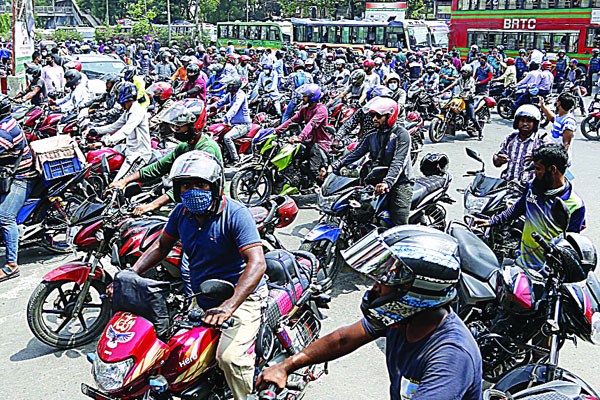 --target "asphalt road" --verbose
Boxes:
[1,108,599,399]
